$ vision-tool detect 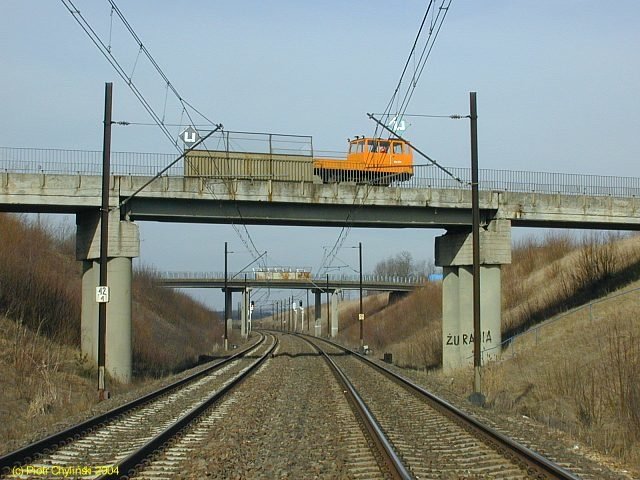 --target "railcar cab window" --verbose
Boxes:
[367,140,390,153]
[349,139,364,154]
[392,142,404,154]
